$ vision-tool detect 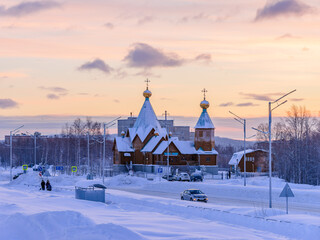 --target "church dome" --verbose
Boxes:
[200,99,209,109]
[143,89,152,98]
